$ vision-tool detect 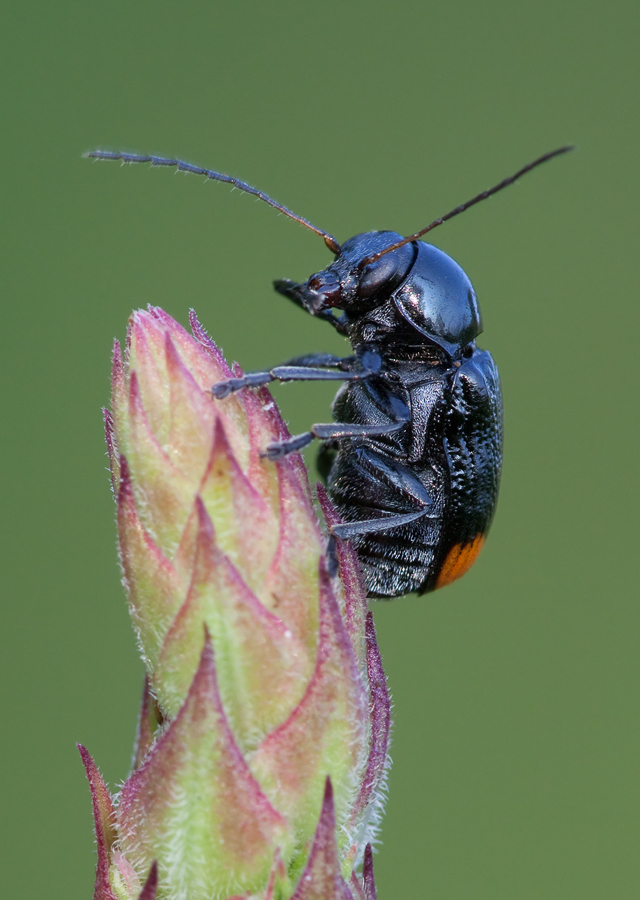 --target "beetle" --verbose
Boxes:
[88,146,572,597]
